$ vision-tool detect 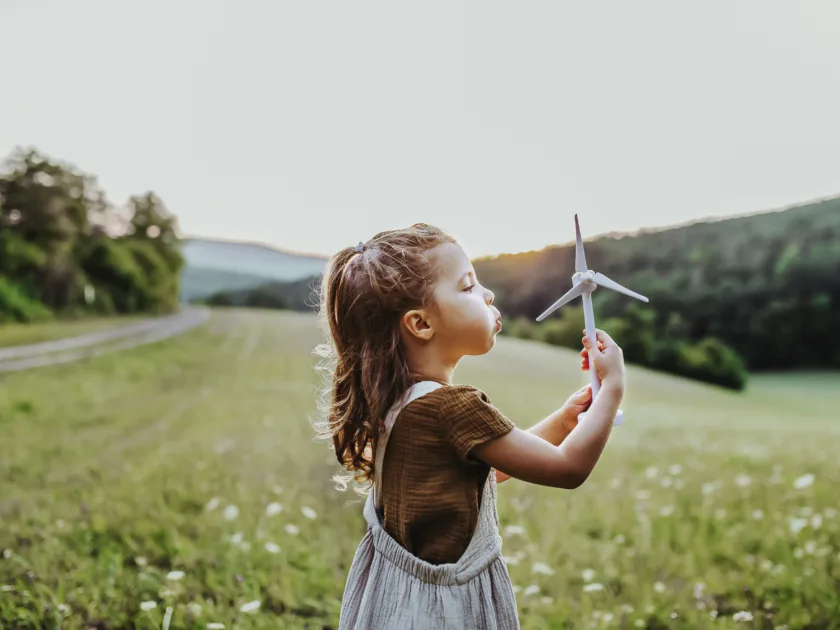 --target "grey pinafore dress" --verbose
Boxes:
[338,381,520,630]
